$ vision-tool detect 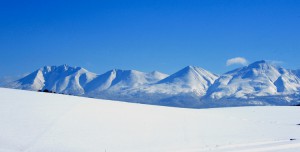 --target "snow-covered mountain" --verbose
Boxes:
[85,69,168,93]
[115,66,219,107]
[206,60,300,102]
[140,66,218,96]
[83,69,169,100]
[3,61,300,108]
[4,64,218,107]
[5,65,170,100]
[83,66,219,107]
[5,65,98,95]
